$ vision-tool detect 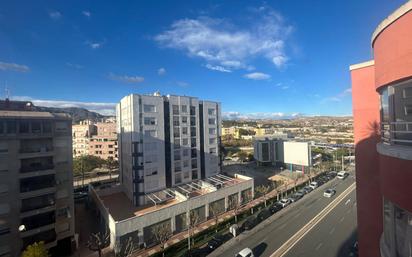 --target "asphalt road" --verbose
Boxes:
[209,174,356,257]
[282,188,357,257]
